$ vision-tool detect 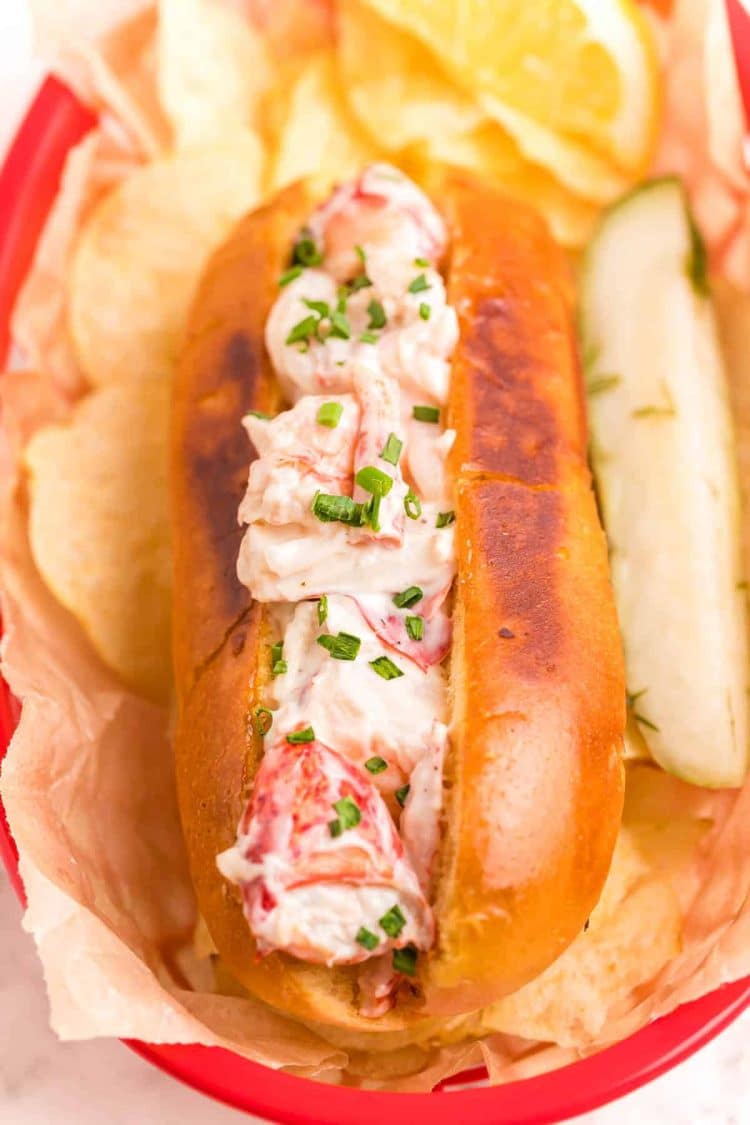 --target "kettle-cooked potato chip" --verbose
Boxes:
[337,0,482,152]
[158,0,272,147]
[68,130,265,386]
[25,380,172,702]
[479,824,685,1045]
[406,122,599,248]
[267,50,378,193]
